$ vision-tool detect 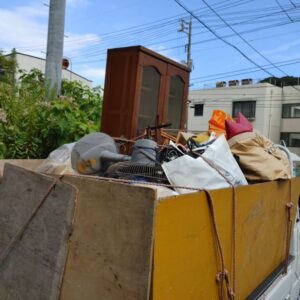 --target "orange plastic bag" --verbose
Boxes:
[208,110,233,138]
